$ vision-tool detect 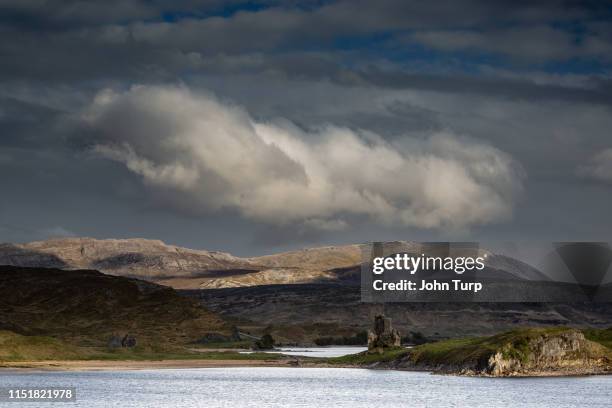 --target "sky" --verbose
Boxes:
[1,0,612,256]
